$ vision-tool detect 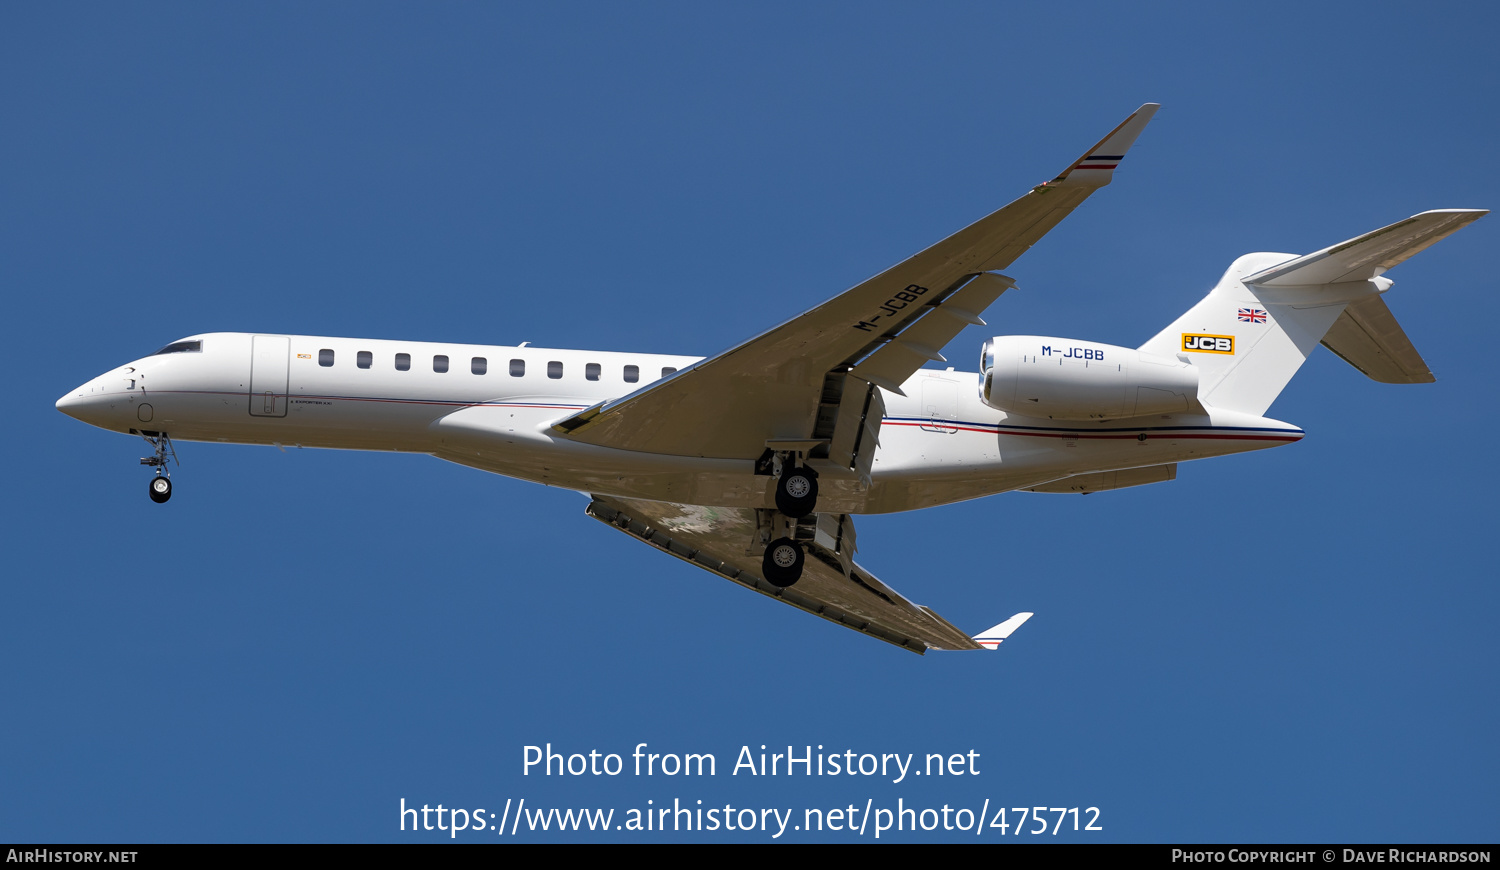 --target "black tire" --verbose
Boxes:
[149,476,172,504]
[761,537,804,588]
[774,465,818,518]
